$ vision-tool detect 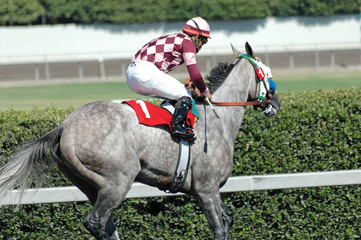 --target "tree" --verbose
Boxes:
[0,0,44,25]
